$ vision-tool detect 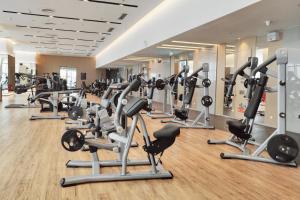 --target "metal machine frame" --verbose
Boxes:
[220,48,297,167]
[208,57,260,150]
[30,90,79,120]
[162,63,214,129]
[60,80,174,186]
